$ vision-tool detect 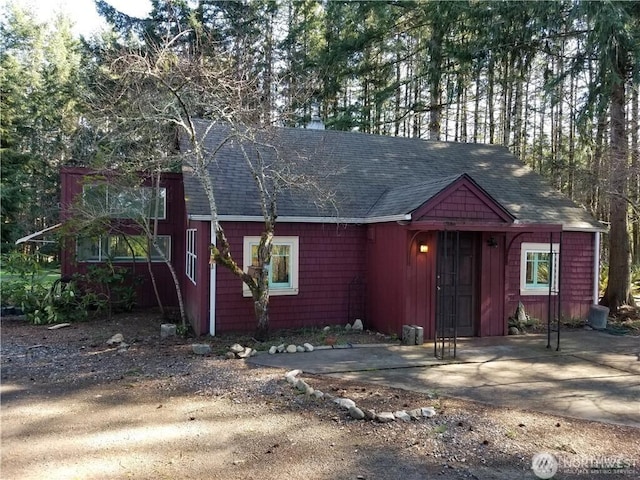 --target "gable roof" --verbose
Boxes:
[181,122,602,231]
